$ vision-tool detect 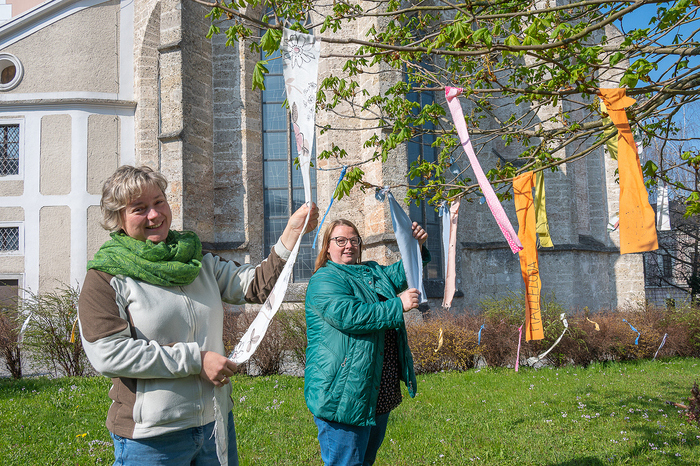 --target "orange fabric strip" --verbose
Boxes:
[514,172,544,341]
[599,88,658,254]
